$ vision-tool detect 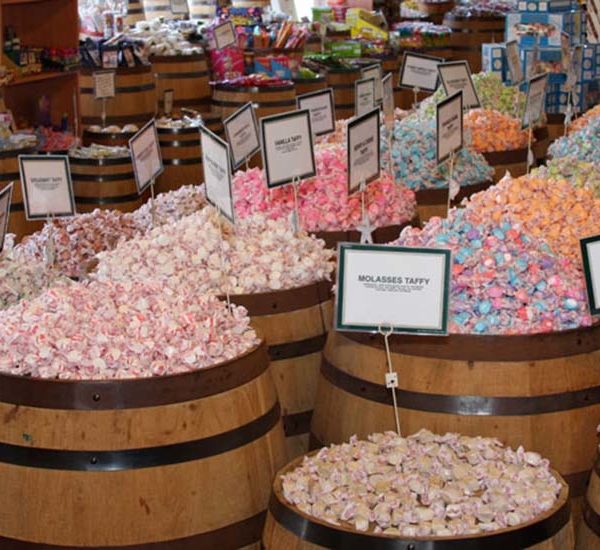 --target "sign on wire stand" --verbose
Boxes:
[355,77,376,117]
[0,182,13,253]
[93,71,115,99]
[163,89,174,117]
[438,60,481,109]
[296,88,335,137]
[581,235,600,316]
[436,90,464,165]
[214,21,236,49]
[382,73,394,124]
[399,52,442,91]
[347,108,381,194]
[505,41,523,85]
[223,102,261,169]
[361,64,383,103]
[129,119,163,194]
[522,72,548,128]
